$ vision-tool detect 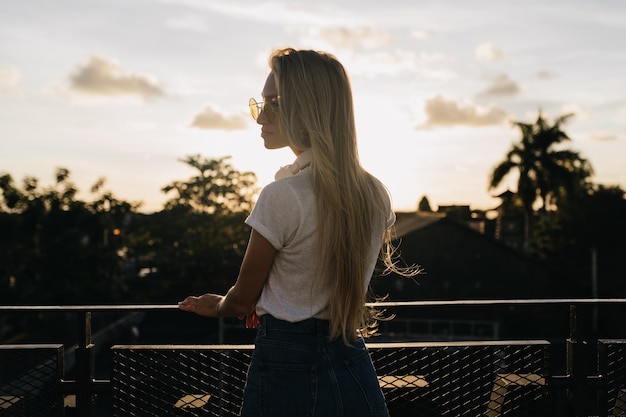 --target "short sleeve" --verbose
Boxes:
[245,180,301,250]
[374,177,395,228]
